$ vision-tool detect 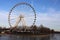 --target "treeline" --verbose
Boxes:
[29,25,54,34]
[0,25,54,34]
